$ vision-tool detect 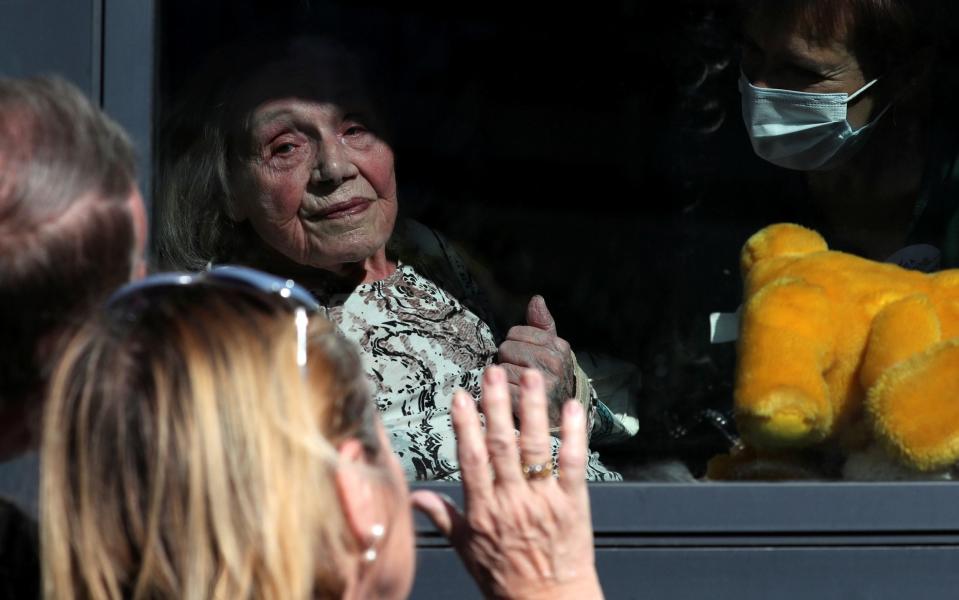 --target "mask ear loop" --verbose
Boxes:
[845,77,880,103]
[294,307,309,371]
[845,77,900,134]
